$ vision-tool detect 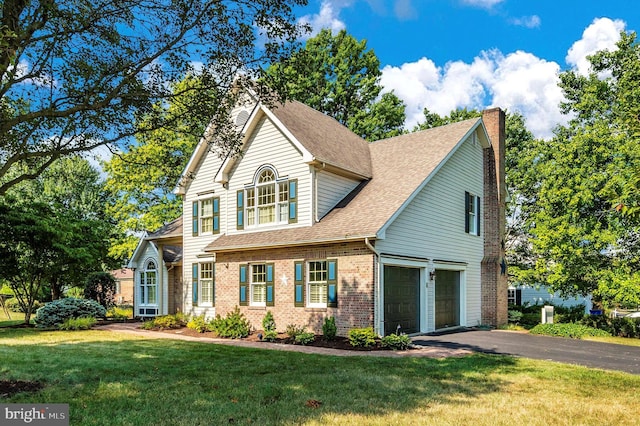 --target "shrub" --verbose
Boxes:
[262,310,276,332]
[285,324,306,340]
[65,286,84,299]
[348,327,377,348]
[322,316,337,341]
[529,323,611,339]
[34,298,106,328]
[554,304,586,324]
[187,315,210,333]
[263,330,278,342]
[508,310,523,324]
[380,333,411,350]
[294,332,315,345]
[84,272,117,309]
[141,313,187,330]
[106,306,132,320]
[58,317,97,330]
[210,306,251,338]
[520,313,541,329]
[5,298,43,313]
